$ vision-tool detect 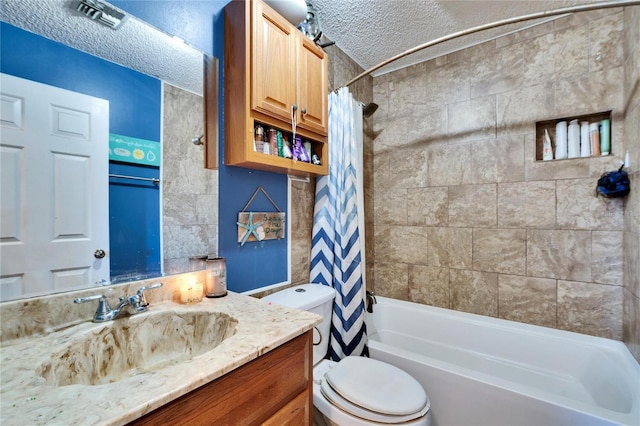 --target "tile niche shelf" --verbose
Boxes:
[535,111,612,161]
